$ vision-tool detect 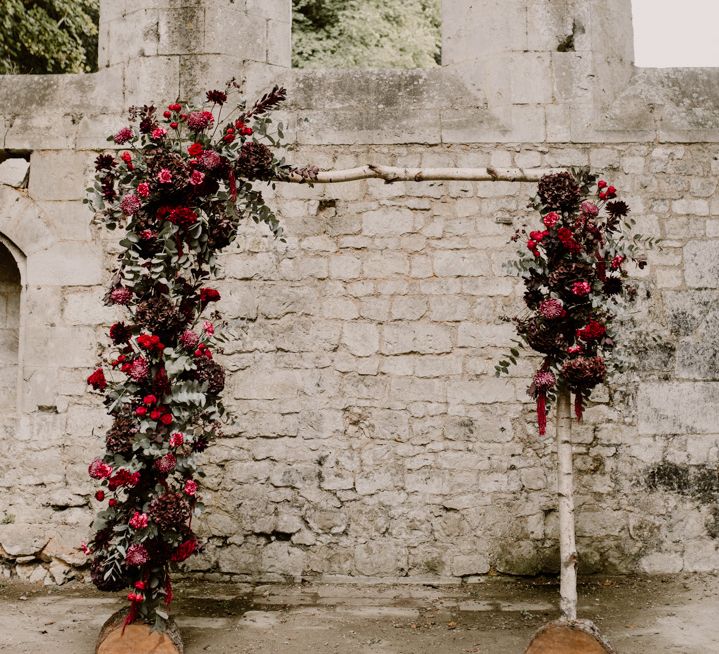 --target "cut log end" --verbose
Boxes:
[525,619,616,654]
[96,609,183,654]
